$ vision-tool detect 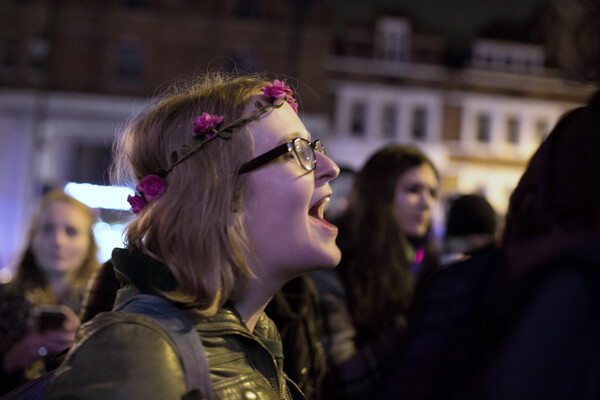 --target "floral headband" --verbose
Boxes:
[127,80,298,214]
